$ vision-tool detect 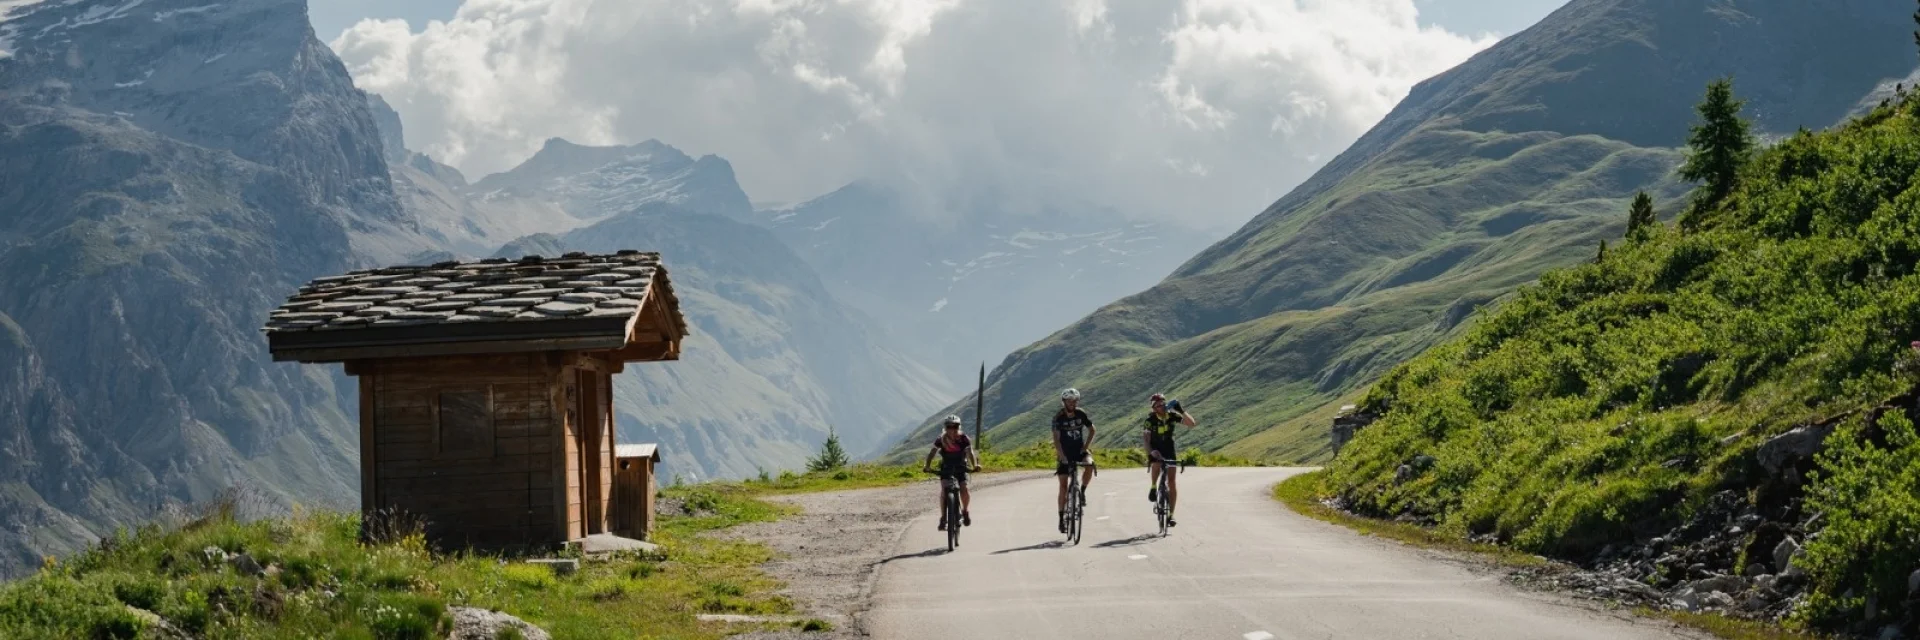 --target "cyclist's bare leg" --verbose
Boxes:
[960,486,971,511]
[1079,463,1094,492]
[1148,461,1162,492]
